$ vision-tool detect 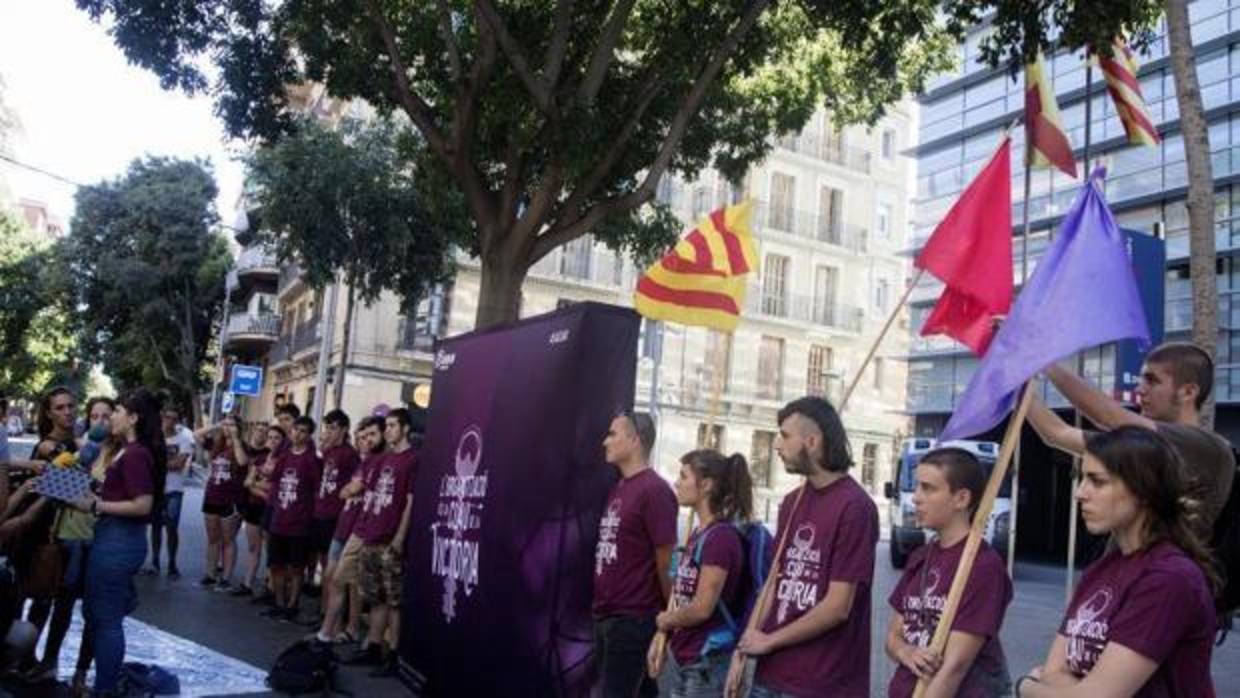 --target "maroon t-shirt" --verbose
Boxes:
[592,468,678,618]
[314,444,359,521]
[268,447,322,537]
[99,443,155,502]
[887,538,1012,698]
[755,476,878,698]
[669,521,744,665]
[1060,541,1216,696]
[204,448,245,506]
[352,448,417,545]
[334,453,375,543]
